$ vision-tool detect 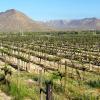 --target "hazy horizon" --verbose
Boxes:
[0,0,99,21]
